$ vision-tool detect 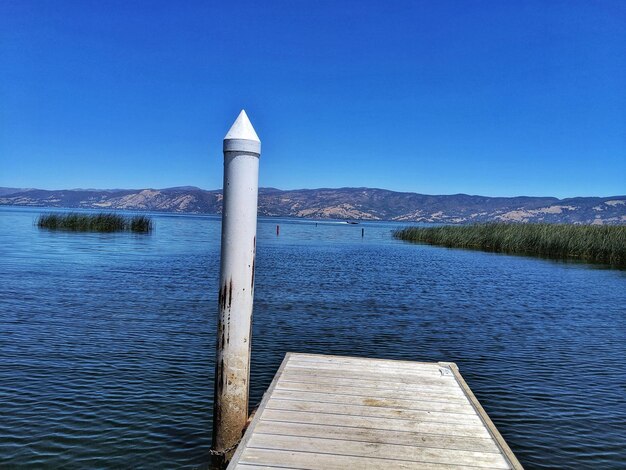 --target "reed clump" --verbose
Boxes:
[393,223,626,266]
[37,213,153,233]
